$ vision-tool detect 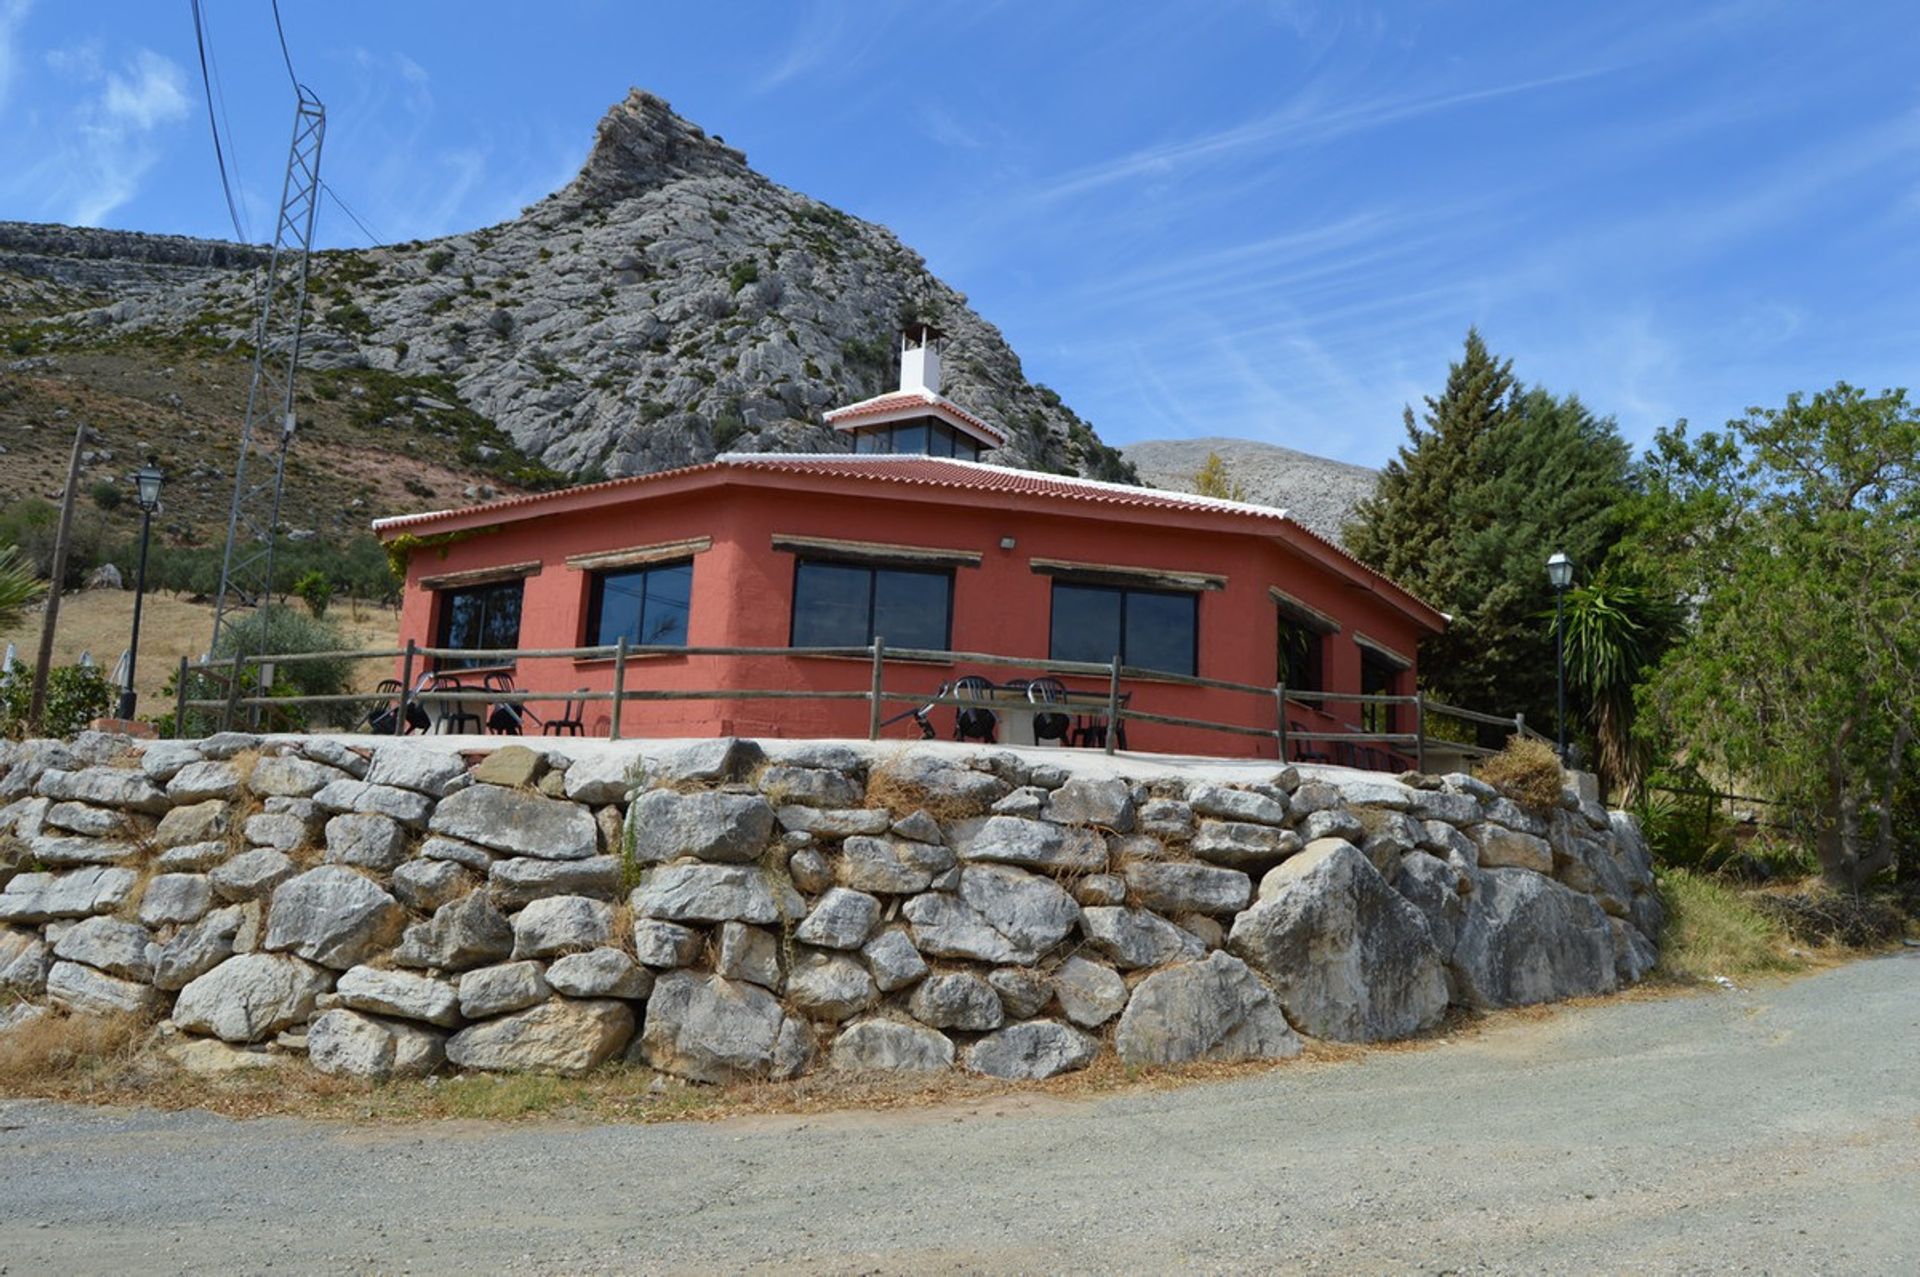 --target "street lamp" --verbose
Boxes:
[116,460,164,721]
[1546,550,1574,765]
